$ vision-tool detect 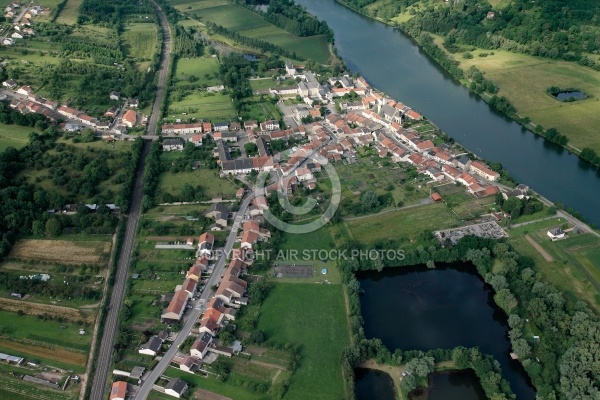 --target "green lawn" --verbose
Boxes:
[167,91,237,121]
[257,283,350,400]
[0,310,91,352]
[459,49,600,152]
[55,0,82,24]
[164,369,271,400]
[0,124,37,151]
[156,164,240,200]
[507,219,600,314]
[174,56,222,87]
[345,202,460,247]
[122,23,158,60]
